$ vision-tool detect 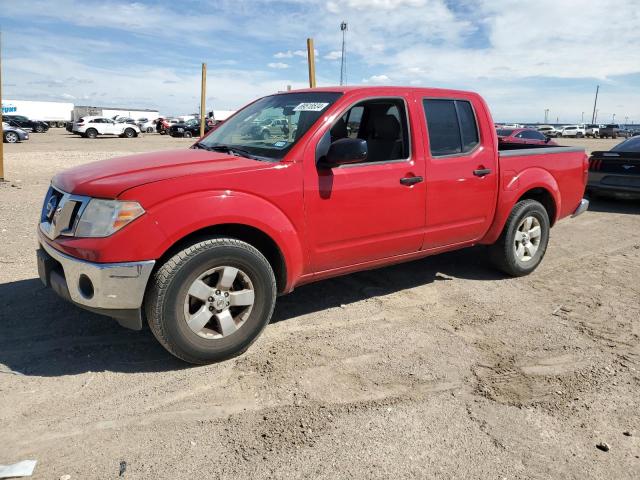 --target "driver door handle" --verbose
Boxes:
[400,176,424,186]
[473,168,492,177]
